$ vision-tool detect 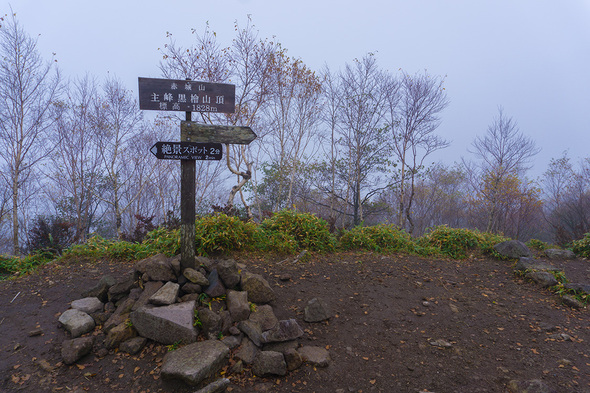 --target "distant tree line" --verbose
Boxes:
[0,13,587,255]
